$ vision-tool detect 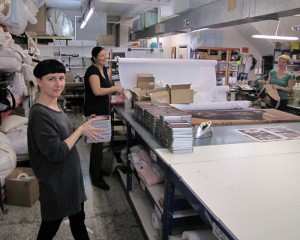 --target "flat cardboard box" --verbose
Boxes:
[25,4,46,34]
[167,84,194,104]
[137,74,155,90]
[5,167,39,207]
